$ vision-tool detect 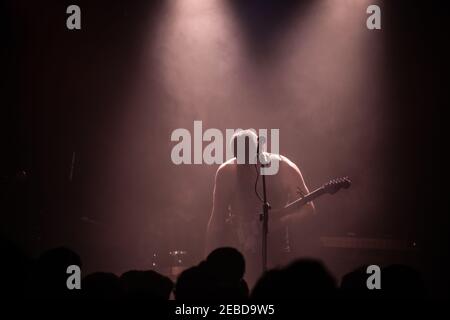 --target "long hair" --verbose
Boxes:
[230,129,259,164]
